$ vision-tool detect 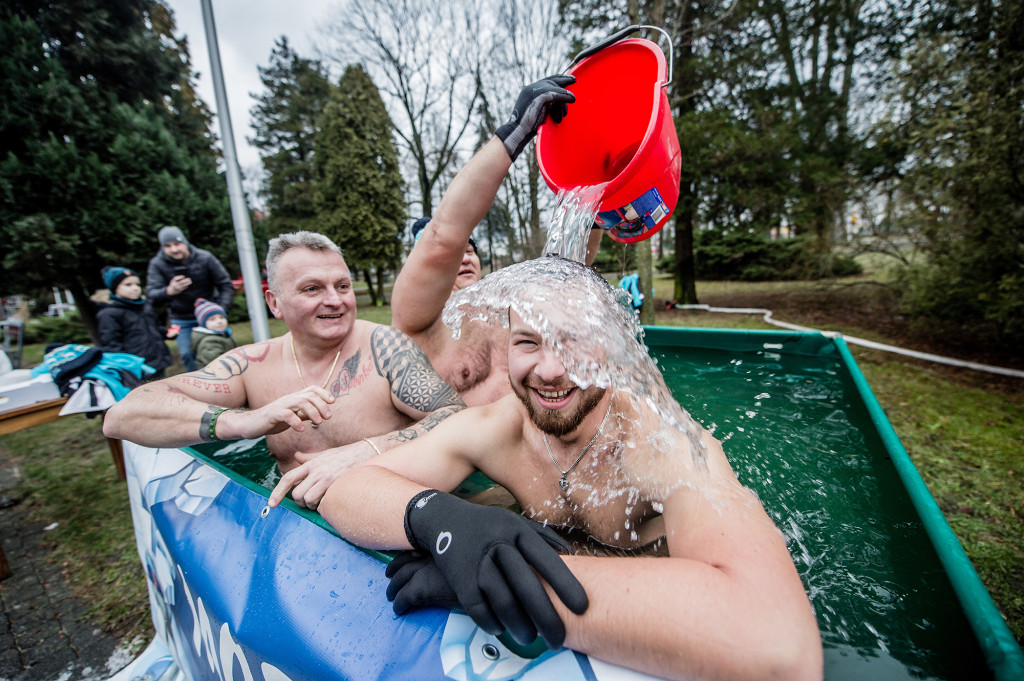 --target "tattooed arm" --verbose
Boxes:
[269,327,464,510]
[370,325,466,450]
[103,343,334,447]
